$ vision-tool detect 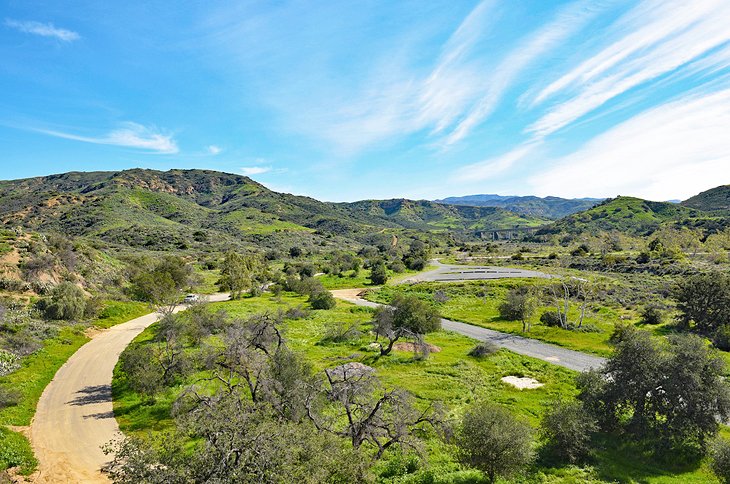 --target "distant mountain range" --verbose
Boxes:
[0,169,549,252]
[0,170,727,253]
[435,194,603,219]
